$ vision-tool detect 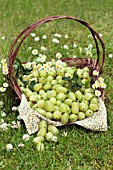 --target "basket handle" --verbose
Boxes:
[8,16,105,72]
[8,16,105,99]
